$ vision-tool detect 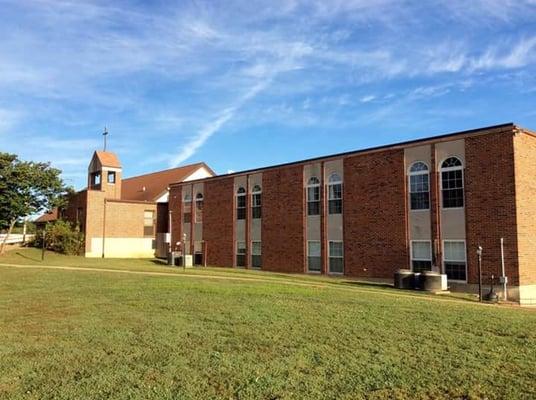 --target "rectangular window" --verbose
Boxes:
[307,186,320,216]
[251,241,262,268]
[236,241,246,267]
[443,240,467,281]
[252,193,262,219]
[107,171,116,184]
[409,174,429,210]
[442,170,464,208]
[143,210,155,237]
[236,195,246,220]
[328,241,343,274]
[328,184,342,214]
[411,241,432,273]
[307,241,321,272]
